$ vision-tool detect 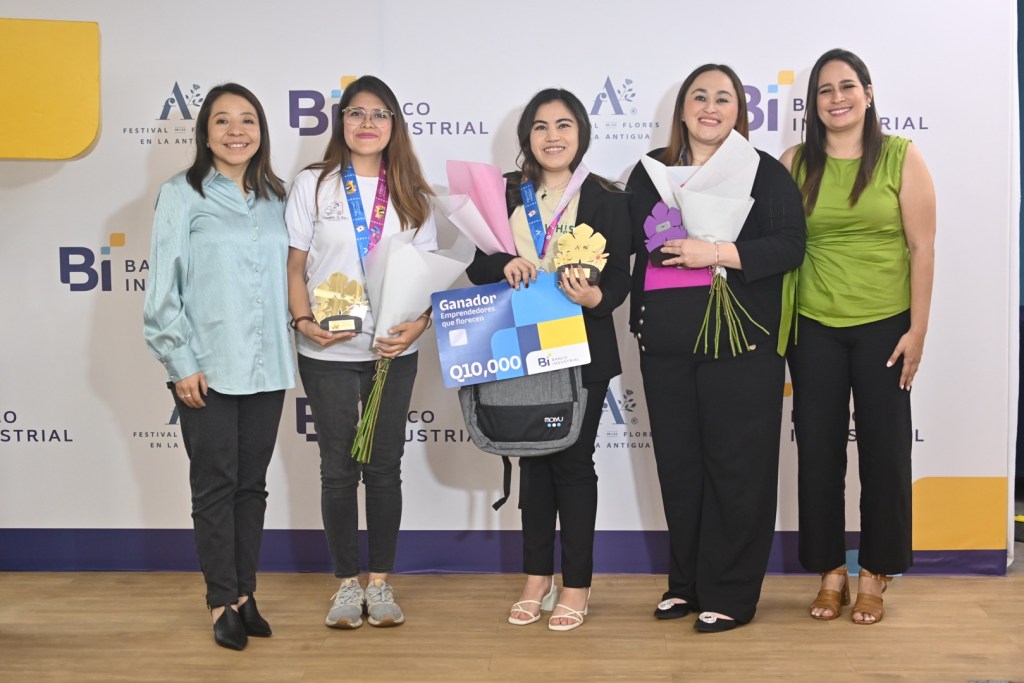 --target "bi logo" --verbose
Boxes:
[288,76,357,137]
[288,75,434,137]
[58,233,146,292]
[744,70,794,132]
